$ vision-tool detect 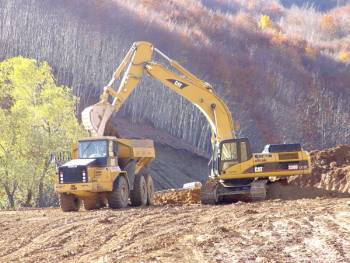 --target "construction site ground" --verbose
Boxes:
[1,145,349,262]
[1,194,350,263]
